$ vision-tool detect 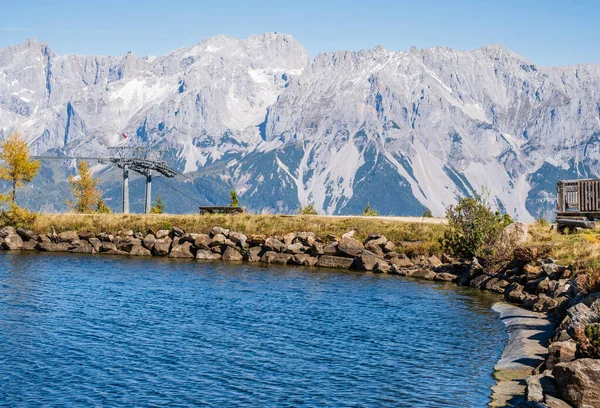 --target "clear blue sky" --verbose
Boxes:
[1,0,599,66]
